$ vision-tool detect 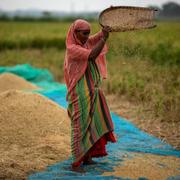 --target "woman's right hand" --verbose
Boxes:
[102,26,112,40]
